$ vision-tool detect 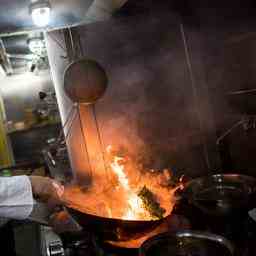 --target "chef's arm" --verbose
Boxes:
[0,176,64,220]
[0,176,33,219]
